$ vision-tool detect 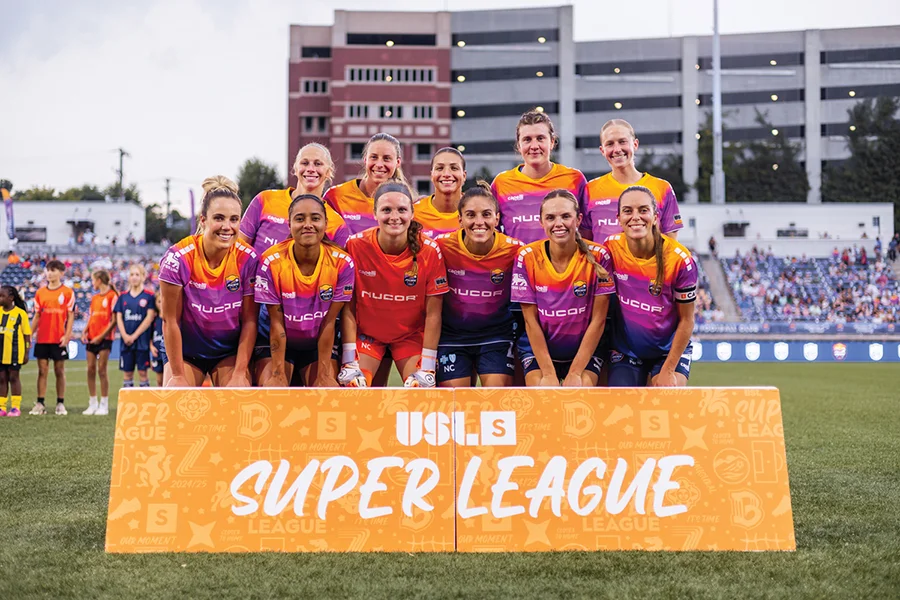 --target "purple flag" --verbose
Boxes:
[1,188,13,240]
[189,189,196,234]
